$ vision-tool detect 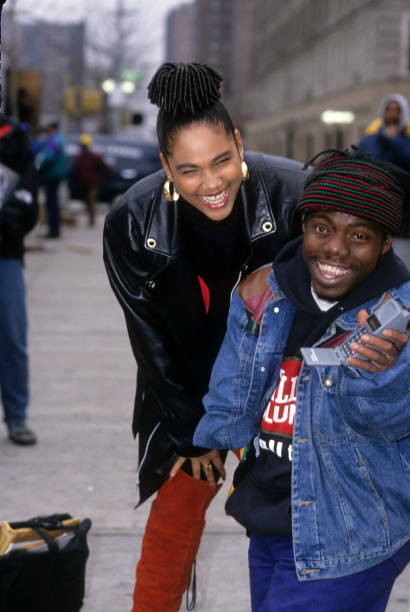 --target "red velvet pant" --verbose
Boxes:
[131,470,221,612]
